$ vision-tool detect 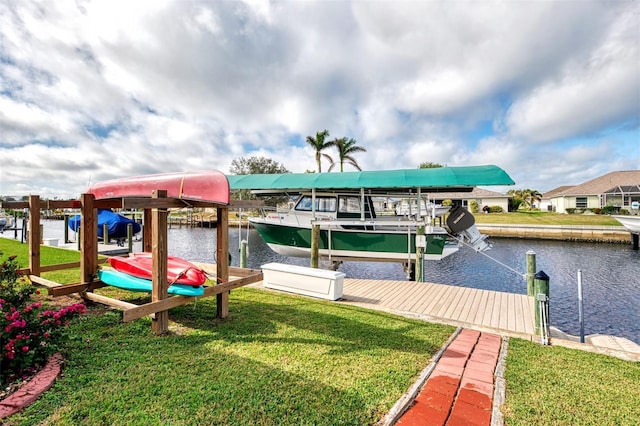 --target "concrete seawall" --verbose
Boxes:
[476,224,631,244]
